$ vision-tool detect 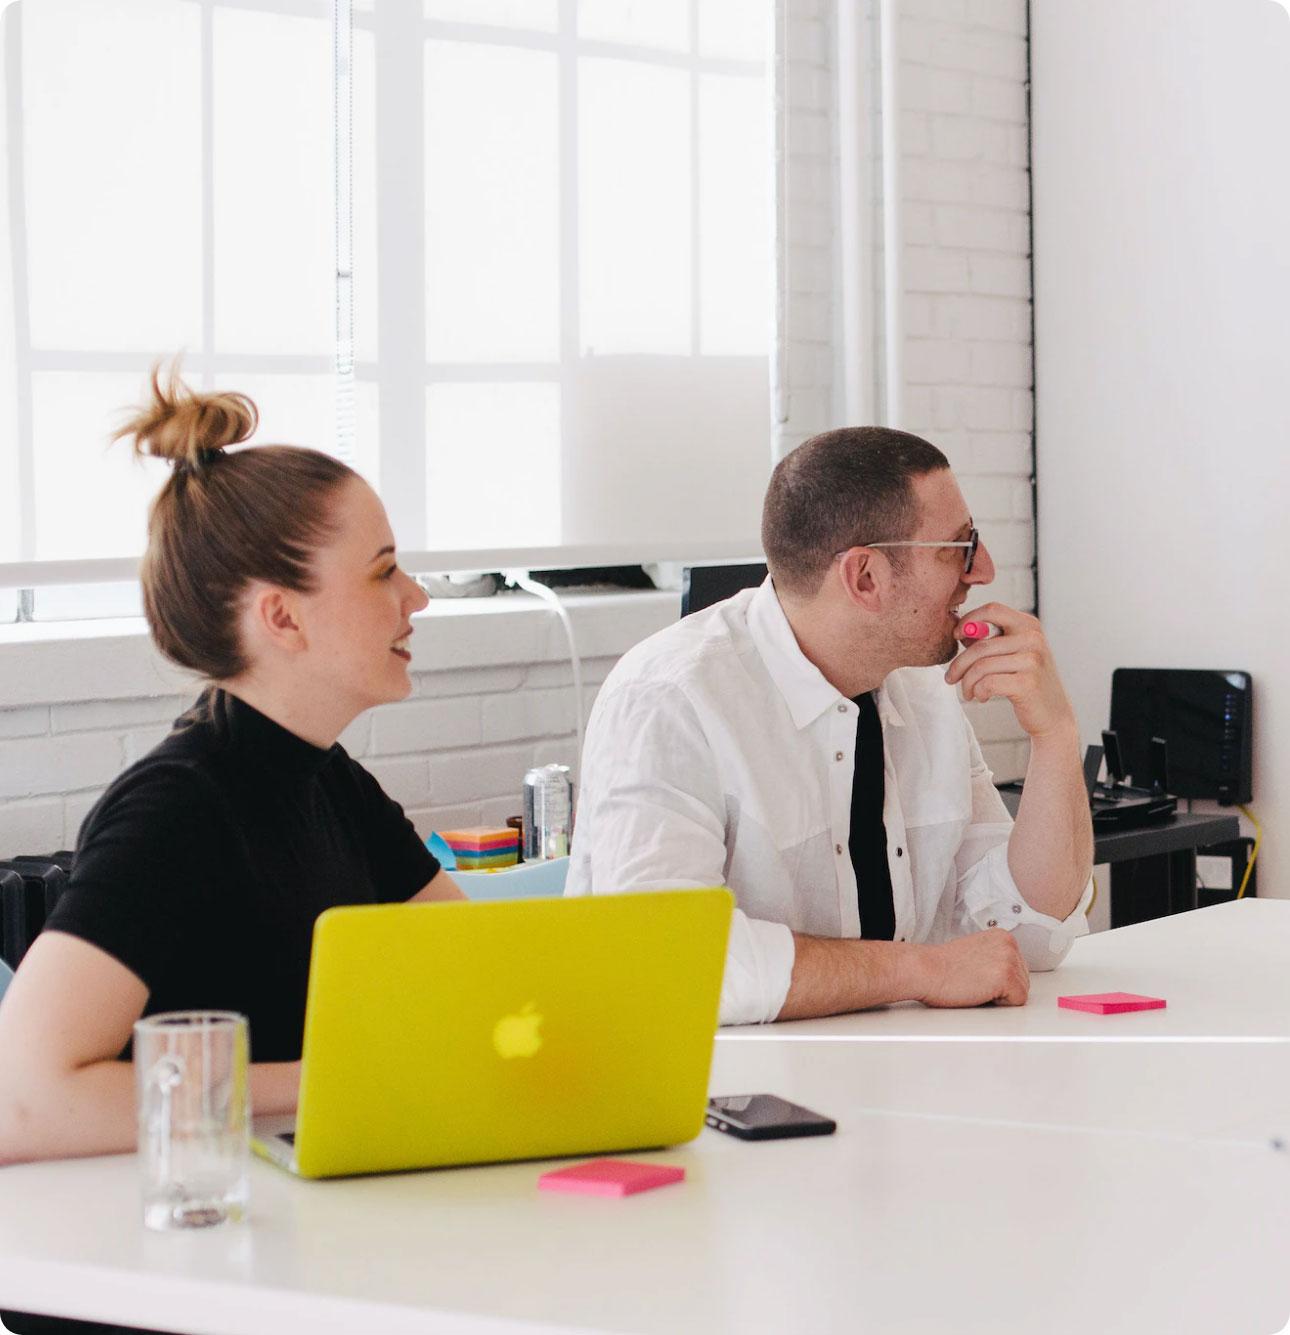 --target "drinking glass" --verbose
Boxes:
[133,1011,250,1231]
